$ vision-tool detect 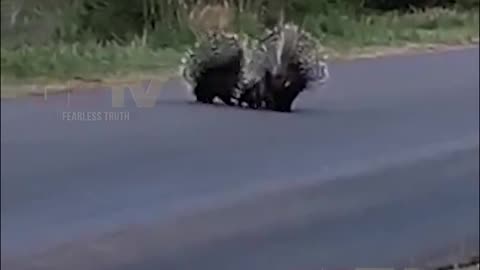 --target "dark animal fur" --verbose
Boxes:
[263,61,308,112]
[237,81,264,109]
[238,61,307,112]
[193,51,243,106]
